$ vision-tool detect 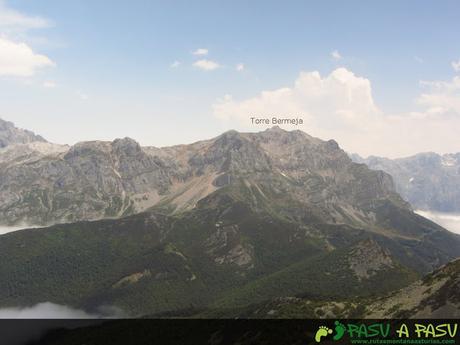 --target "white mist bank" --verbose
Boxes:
[0,302,100,319]
[0,302,125,319]
[0,225,41,235]
[415,210,460,235]
[0,303,122,345]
